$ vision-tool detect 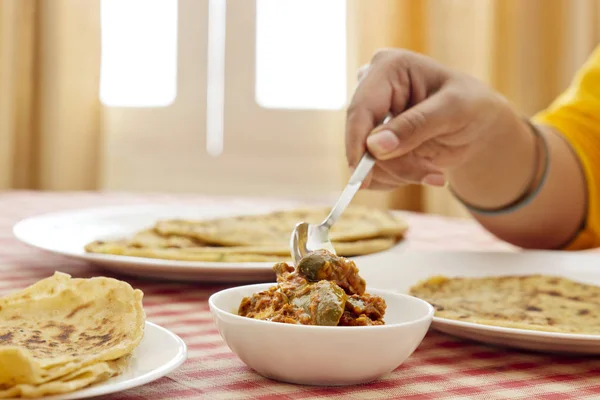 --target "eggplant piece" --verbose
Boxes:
[313,281,347,326]
[292,280,347,326]
[296,250,339,281]
[296,250,366,295]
